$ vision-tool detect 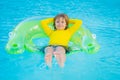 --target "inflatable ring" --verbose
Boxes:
[6,18,100,54]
